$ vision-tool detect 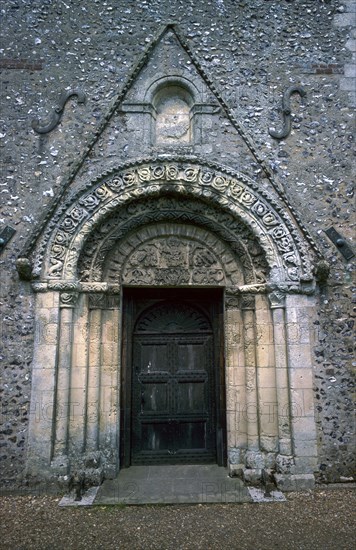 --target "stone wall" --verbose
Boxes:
[0,0,354,486]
